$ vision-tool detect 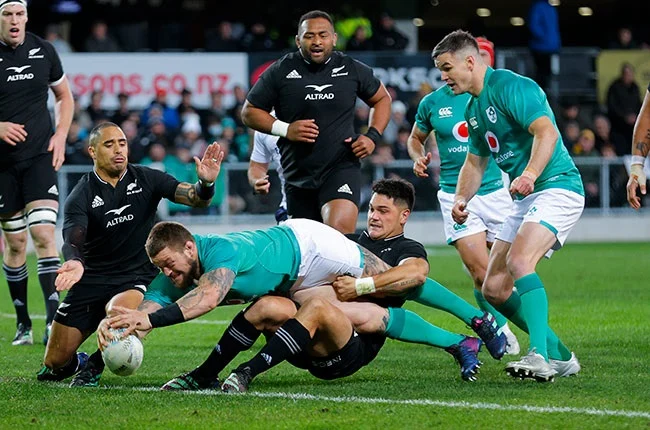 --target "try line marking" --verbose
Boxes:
[106,386,650,420]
